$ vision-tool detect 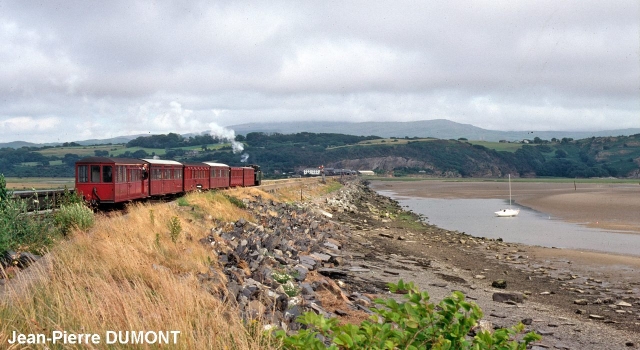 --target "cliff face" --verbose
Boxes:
[328,156,516,177]
[330,157,433,172]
